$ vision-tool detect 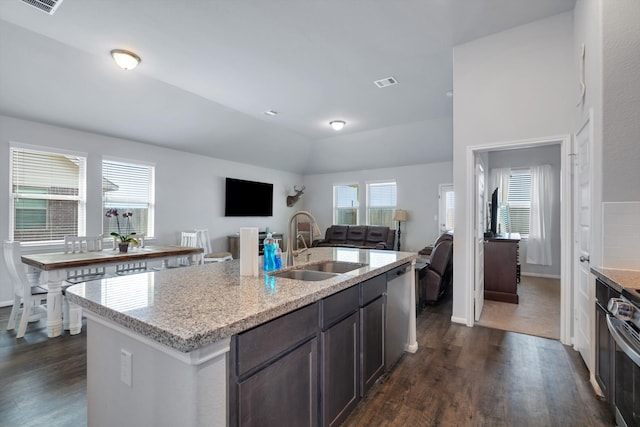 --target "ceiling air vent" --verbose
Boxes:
[374,76,398,88]
[20,0,64,15]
